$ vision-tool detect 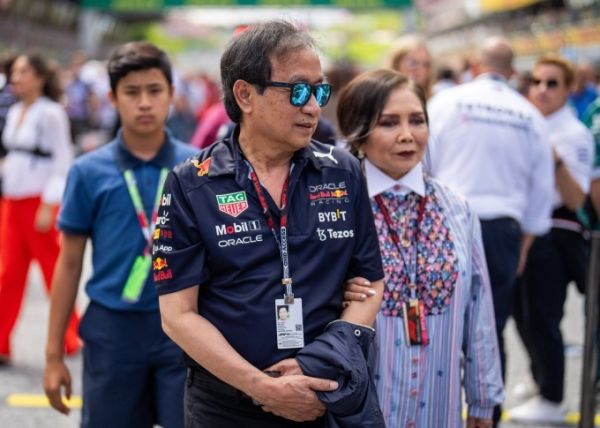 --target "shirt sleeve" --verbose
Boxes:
[41,104,73,204]
[152,170,210,295]
[553,126,595,194]
[346,170,384,282]
[58,163,93,235]
[462,208,505,418]
[521,119,554,235]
